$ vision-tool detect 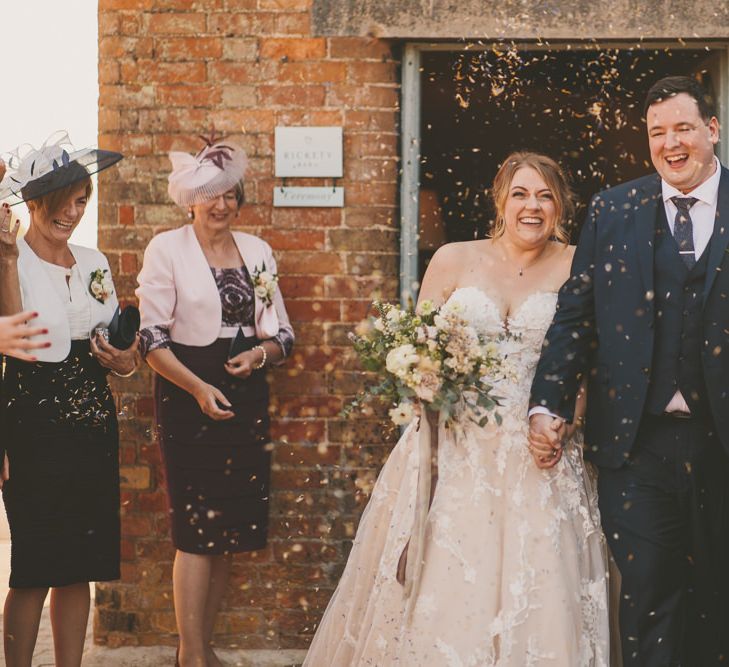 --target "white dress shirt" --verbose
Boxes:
[40,260,92,340]
[661,156,720,260]
[660,156,720,413]
[529,157,721,421]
